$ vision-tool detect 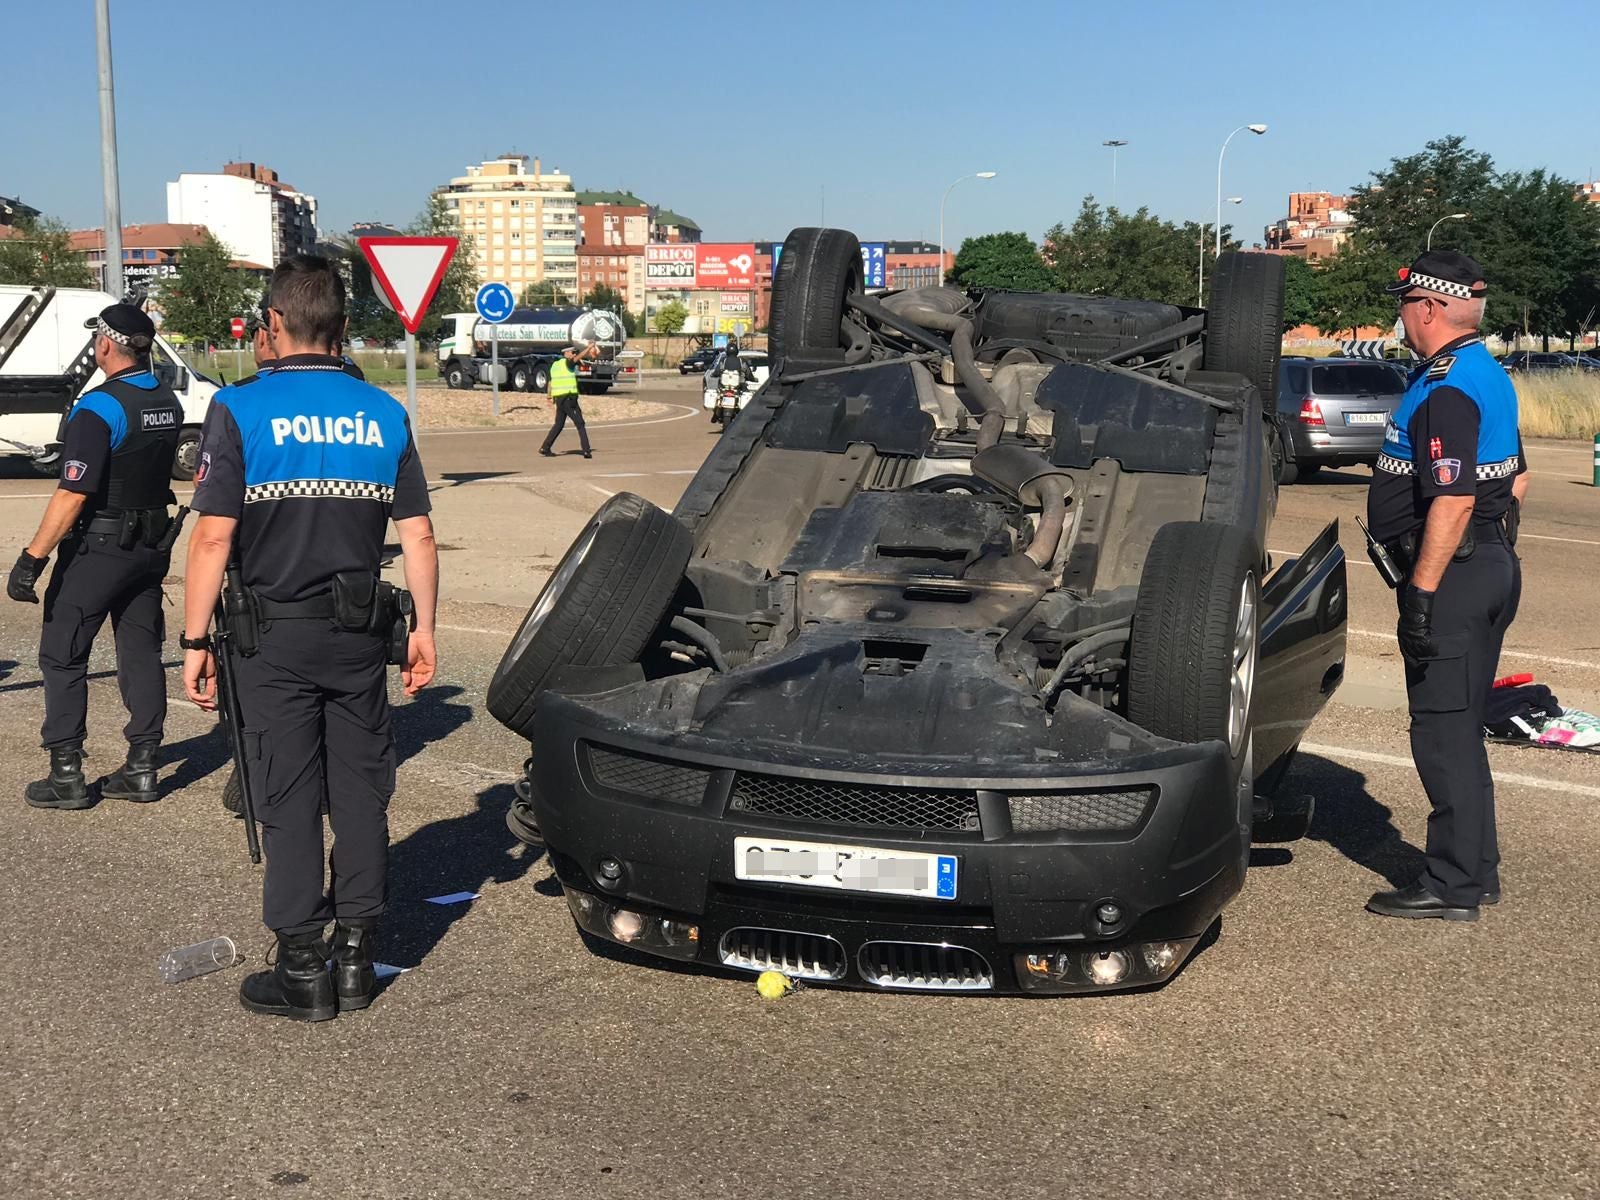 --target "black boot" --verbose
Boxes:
[239,932,338,1022]
[100,743,160,804]
[25,747,92,810]
[330,921,378,1012]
